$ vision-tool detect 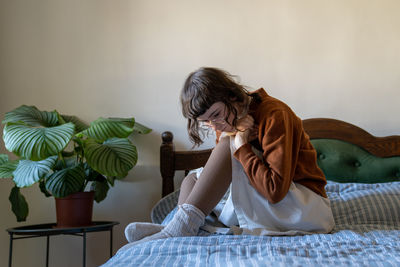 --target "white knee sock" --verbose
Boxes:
[130,203,205,245]
[125,222,165,242]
